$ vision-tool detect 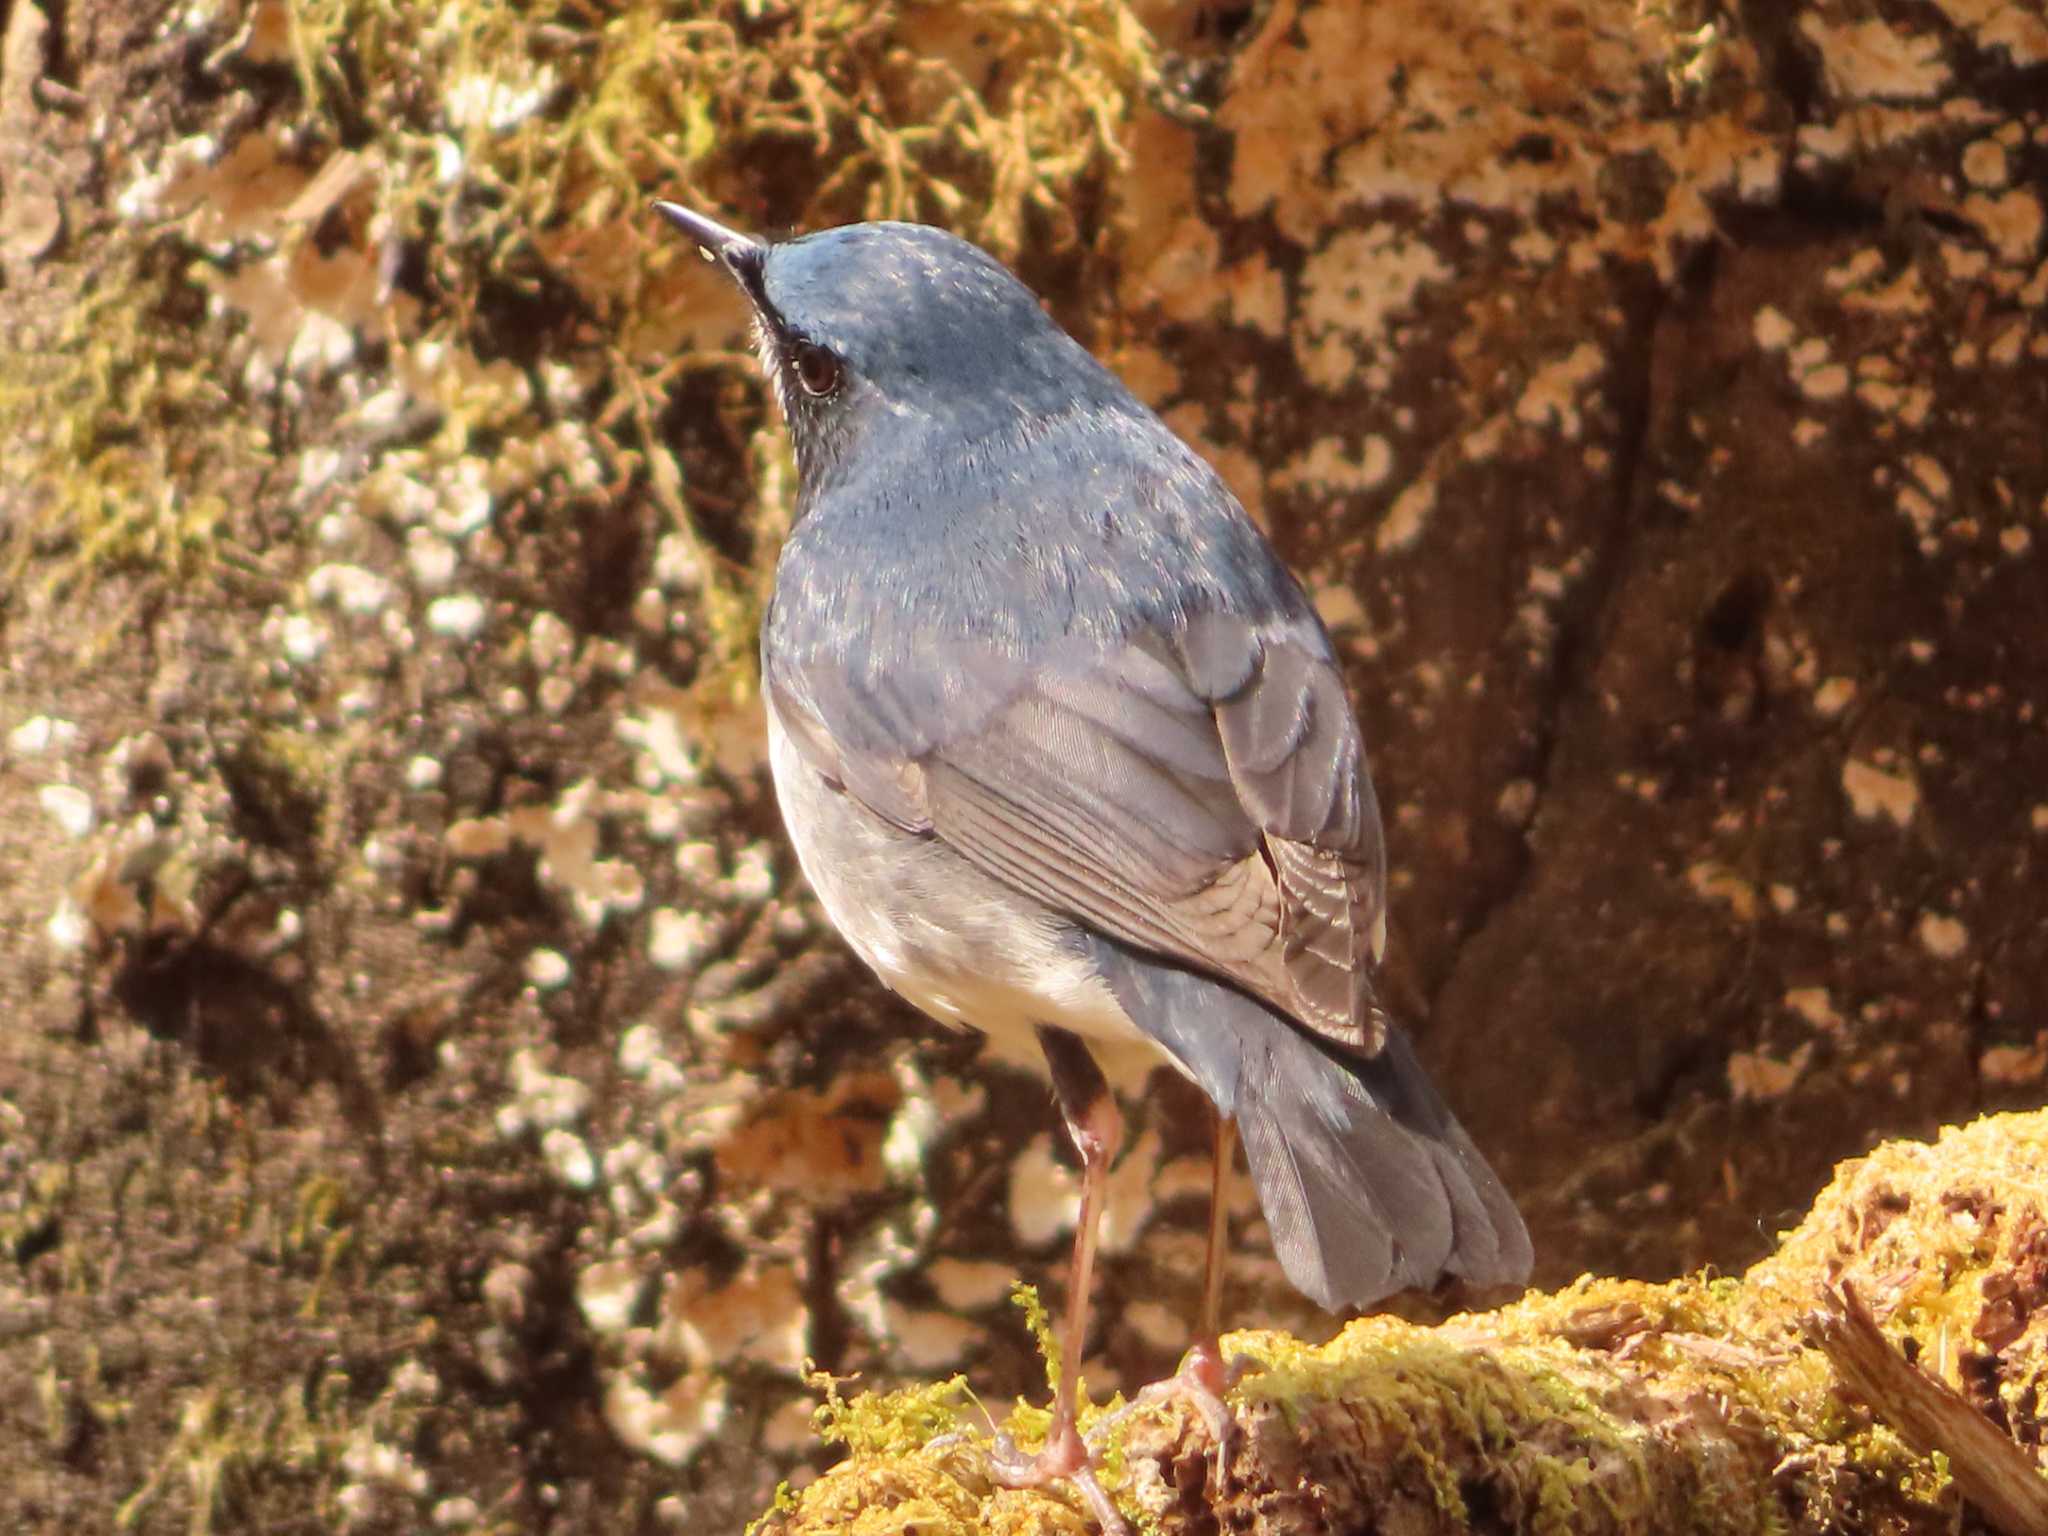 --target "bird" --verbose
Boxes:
[653,201,1532,1518]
